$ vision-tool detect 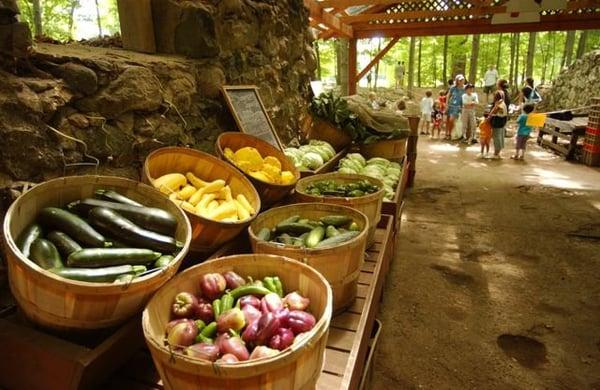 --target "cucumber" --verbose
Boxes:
[319,215,353,227]
[29,239,64,269]
[280,215,300,225]
[305,226,325,248]
[114,274,135,283]
[275,234,294,245]
[49,264,146,283]
[69,198,177,236]
[348,222,360,231]
[154,255,174,268]
[257,228,271,241]
[275,222,315,235]
[325,225,340,238]
[67,248,161,267]
[88,207,179,253]
[38,207,110,248]
[17,224,43,258]
[47,231,83,257]
[315,231,360,248]
[94,189,142,207]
